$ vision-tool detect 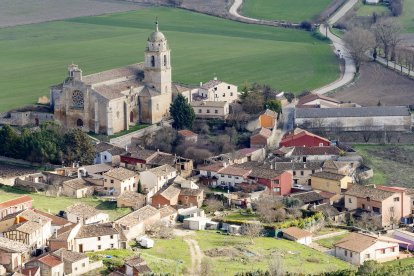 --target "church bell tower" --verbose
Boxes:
[144,20,172,94]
